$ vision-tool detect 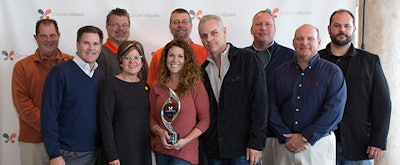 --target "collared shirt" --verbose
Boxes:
[73,55,98,78]
[11,49,73,143]
[35,50,66,69]
[319,43,391,159]
[319,43,355,74]
[268,54,347,145]
[204,44,230,102]
[103,39,118,54]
